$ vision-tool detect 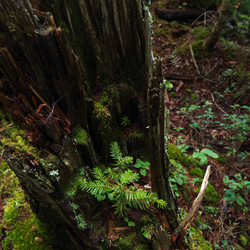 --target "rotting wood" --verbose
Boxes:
[147,56,179,232]
[164,73,195,81]
[172,165,211,247]
[155,8,204,21]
